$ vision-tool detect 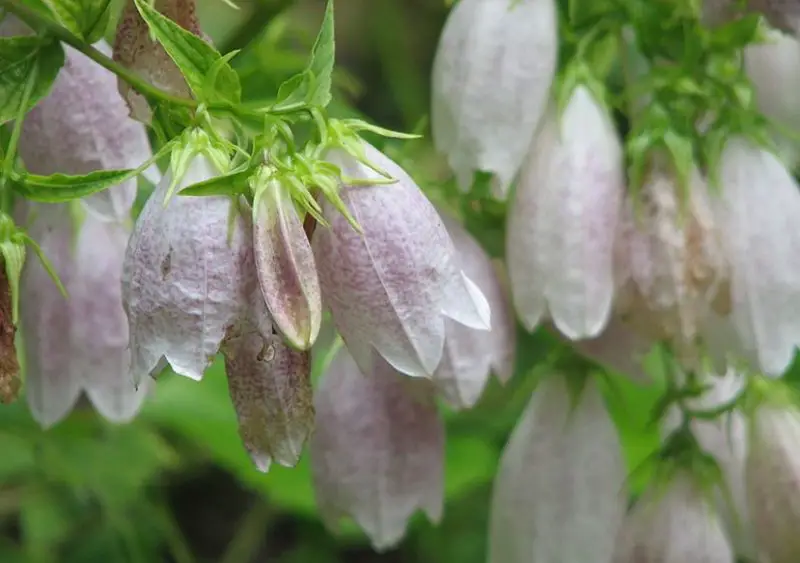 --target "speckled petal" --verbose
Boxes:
[613,472,734,563]
[18,204,82,427]
[222,293,314,472]
[253,181,321,350]
[716,138,800,376]
[310,347,444,551]
[71,214,148,422]
[122,156,254,384]
[433,212,515,408]
[489,376,626,563]
[431,0,558,196]
[314,144,482,377]
[541,87,624,339]
[17,41,153,222]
